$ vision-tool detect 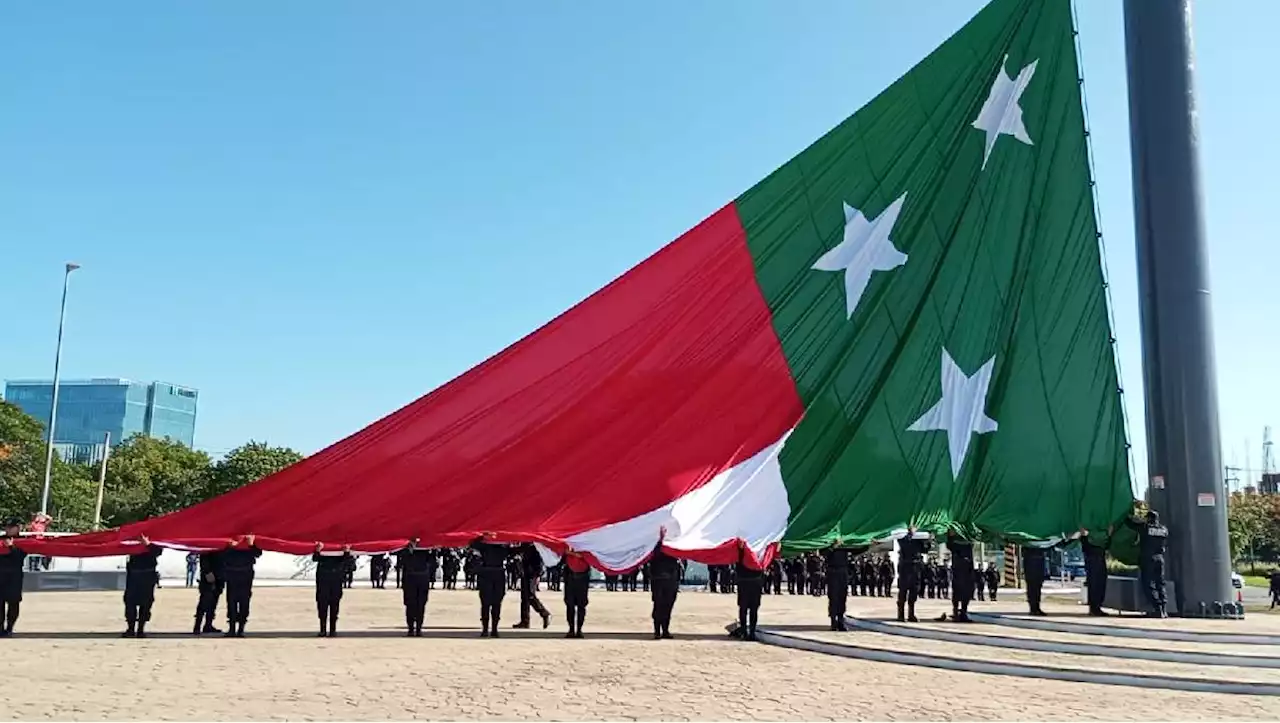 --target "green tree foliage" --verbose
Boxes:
[0,402,306,532]
[1228,492,1280,566]
[0,400,97,530]
[101,435,212,527]
[0,400,45,520]
[204,442,304,499]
